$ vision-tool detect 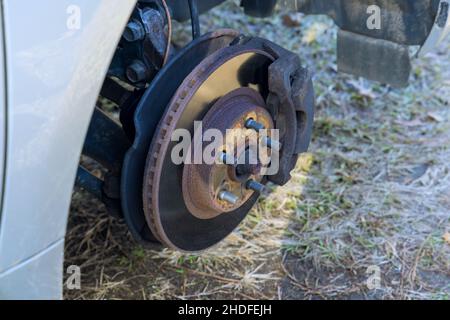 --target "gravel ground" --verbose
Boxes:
[64,1,450,300]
